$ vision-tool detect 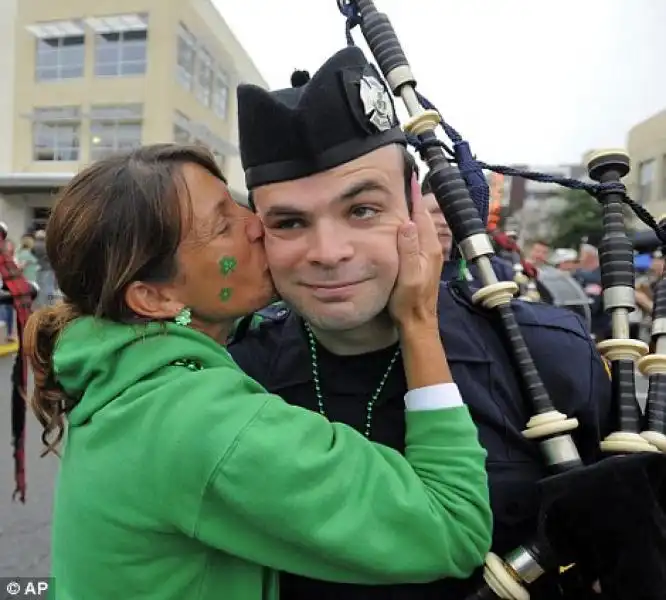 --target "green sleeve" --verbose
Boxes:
[193,379,492,584]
